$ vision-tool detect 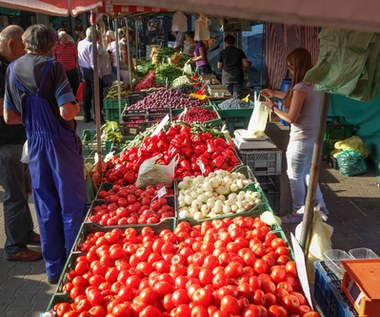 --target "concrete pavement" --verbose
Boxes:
[1,120,380,316]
